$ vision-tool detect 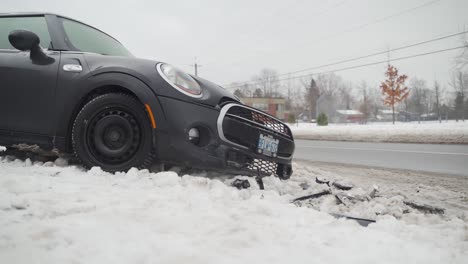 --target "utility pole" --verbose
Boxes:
[190,57,202,76]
